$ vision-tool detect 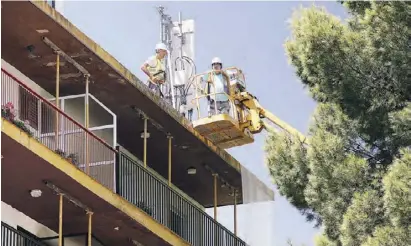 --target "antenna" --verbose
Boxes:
[156,6,176,108]
[155,7,196,118]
